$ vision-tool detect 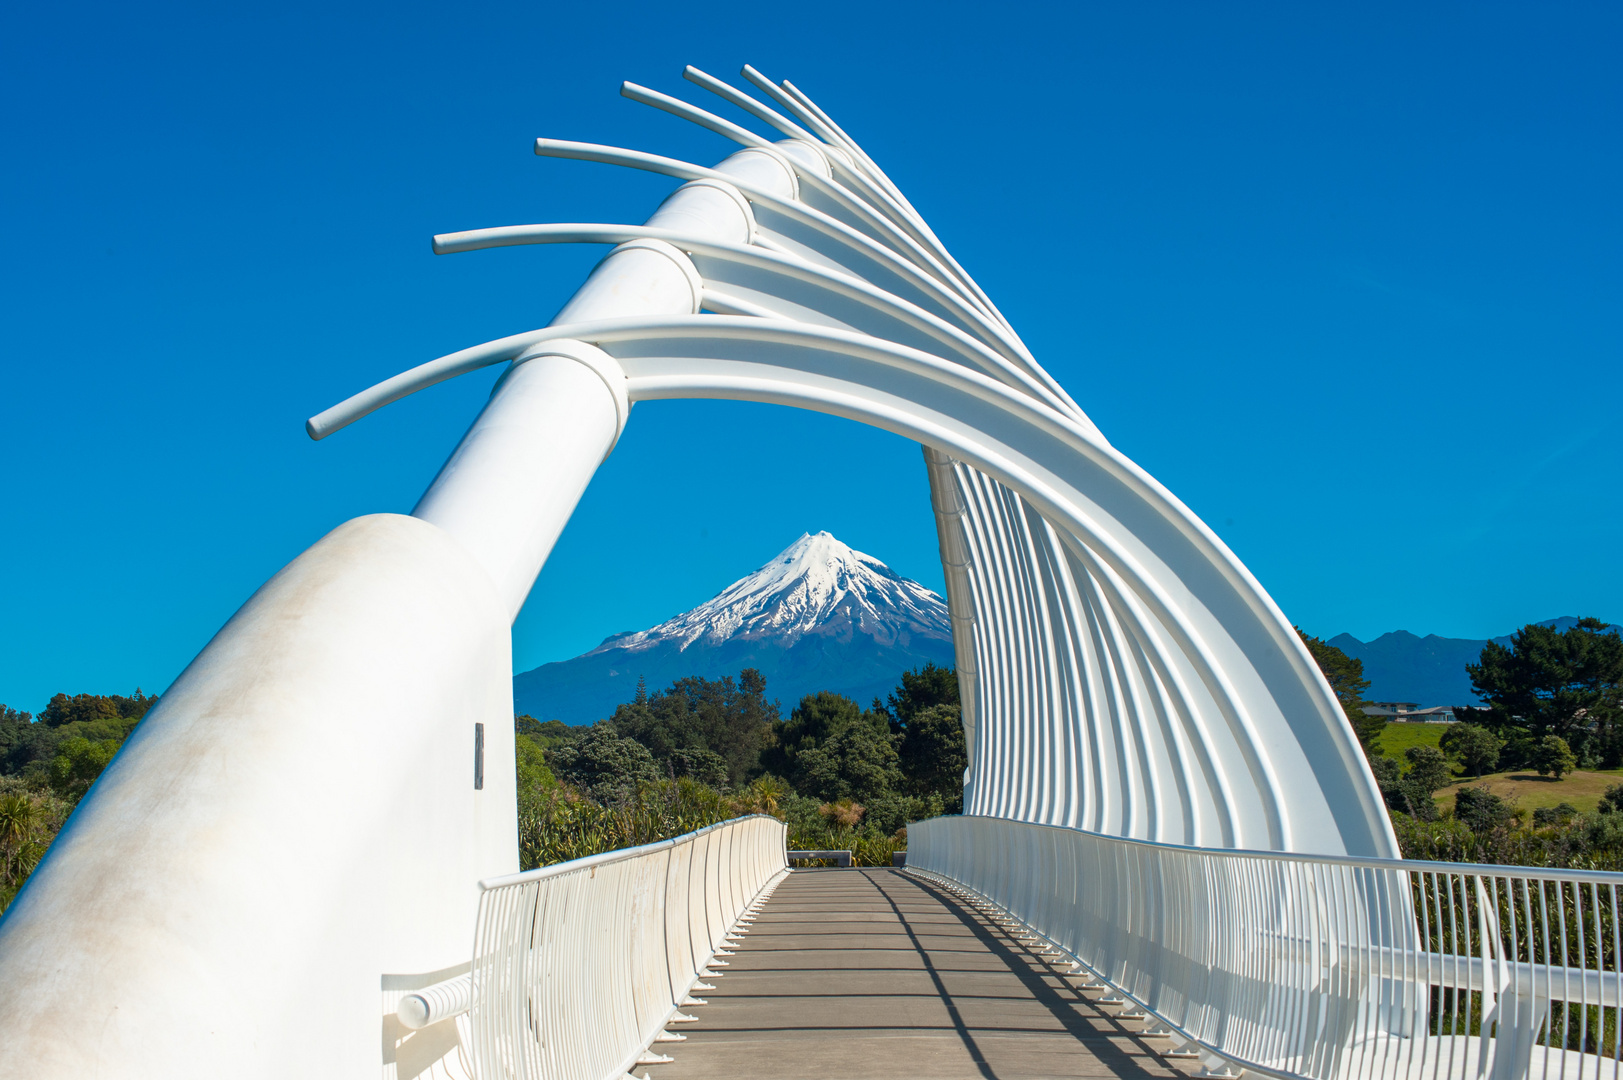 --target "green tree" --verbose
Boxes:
[0,689,156,908]
[1296,629,1384,754]
[0,706,33,764]
[549,724,659,803]
[515,735,558,795]
[1600,783,1623,814]
[1532,803,1578,827]
[516,714,577,750]
[1371,747,1448,821]
[1404,745,1453,795]
[884,663,959,732]
[1438,723,1504,779]
[40,689,157,728]
[769,691,898,801]
[667,747,729,786]
[609,669,777,786]
[777,690,872,749]
[47,737,121,798]
[897,703,967,811]
[792,722,903,804]
[1530,734,1578,780]
[0,780,71,911]
[1454,786,1513,833]
[3,689,155,779]
[1469,618,1623,758]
